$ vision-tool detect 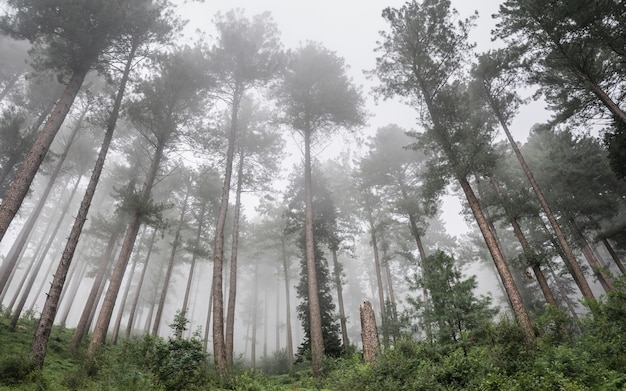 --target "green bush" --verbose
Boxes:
[0,354,35,386]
